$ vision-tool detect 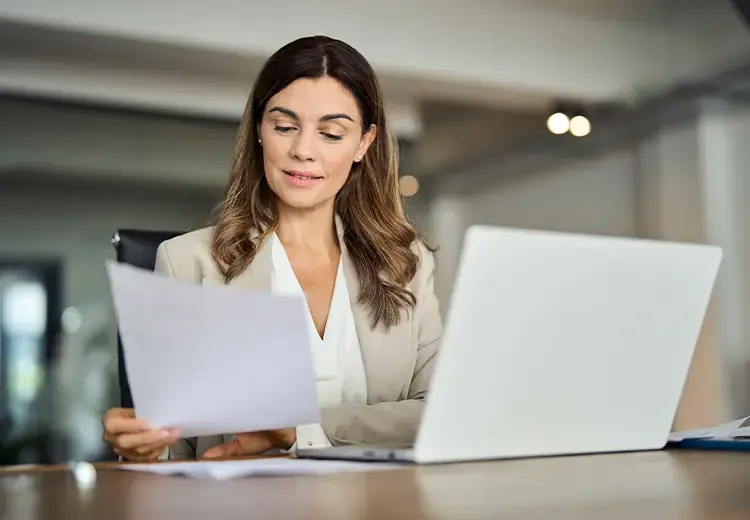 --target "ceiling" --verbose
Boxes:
[507,0,705,21]
[1,0,733,191]
[0,18,554,120]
